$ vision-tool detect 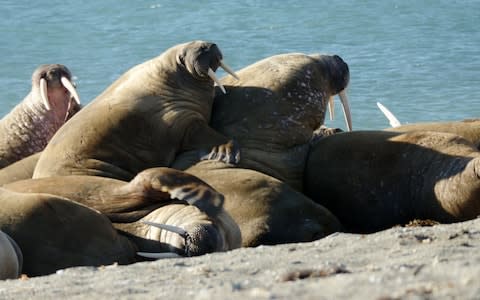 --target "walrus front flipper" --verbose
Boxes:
[183,120,241,166]
[200,139,241,165]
